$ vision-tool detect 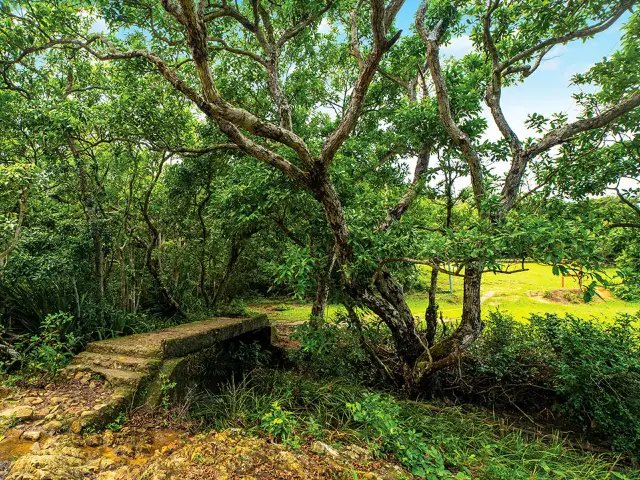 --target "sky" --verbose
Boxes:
[395,1,630,142]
